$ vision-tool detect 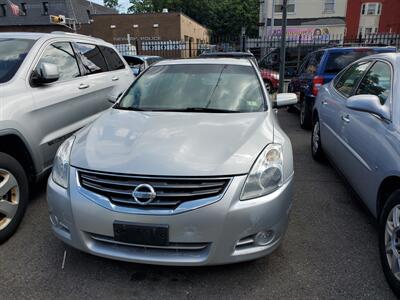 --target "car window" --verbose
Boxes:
[75,43,108,74]
[304,52,323,76]
[99,46,125,71]
[0,38,35,84]
[324,50,384,74]
[334,61,371,97]
[356,61,391,104]
[297,55,310,75]
[36,42,80,82]
[118,64,265,113]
